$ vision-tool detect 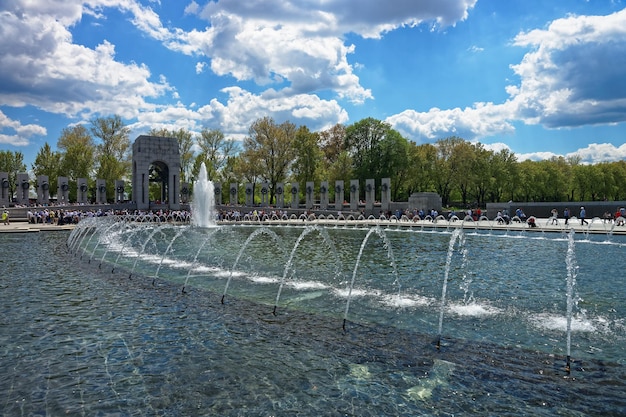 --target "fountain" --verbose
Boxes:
[2,221,625,415]
[191,162,216,227]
